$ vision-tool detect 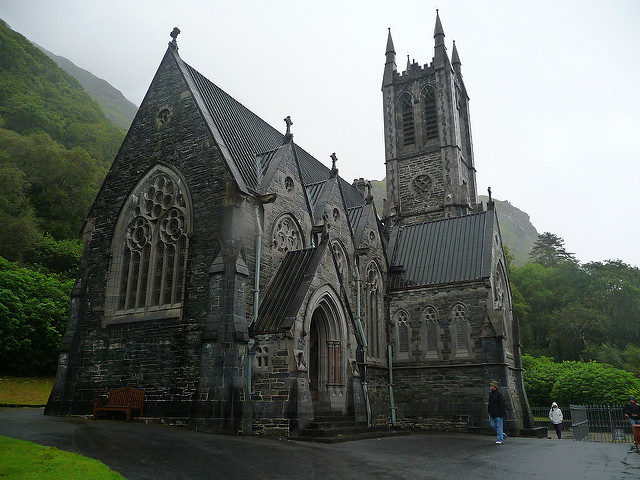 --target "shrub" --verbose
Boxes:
[0,257,72,375]
[551,361,640,406]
